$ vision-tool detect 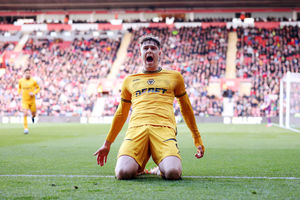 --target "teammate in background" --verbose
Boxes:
[18,68,40,134]
[94,35,205,180]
